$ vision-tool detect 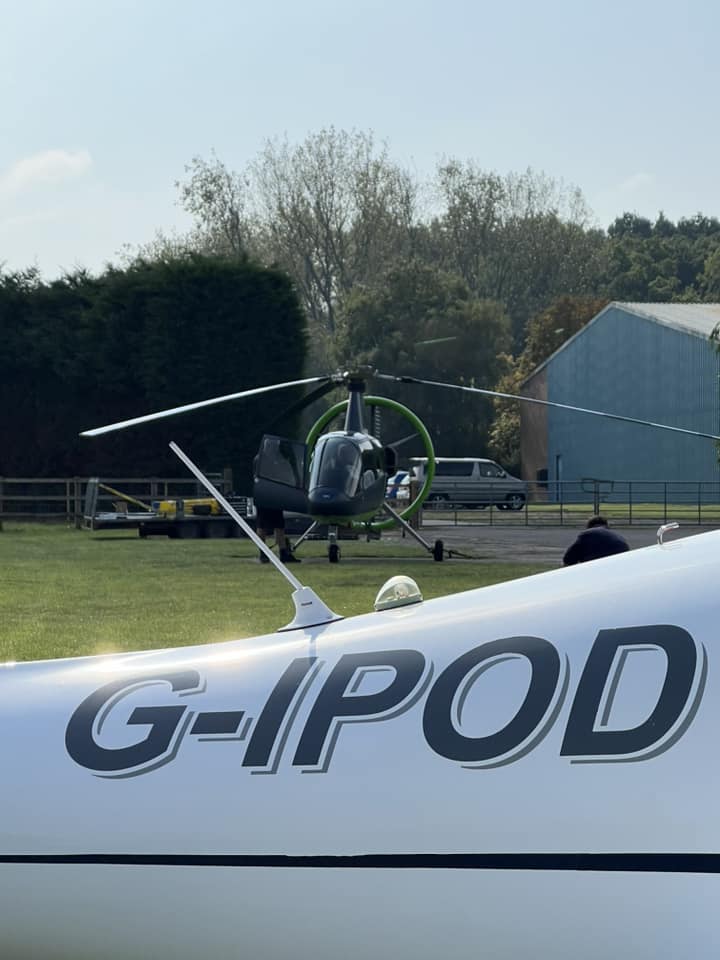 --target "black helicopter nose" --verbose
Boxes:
[307,488,355,517]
